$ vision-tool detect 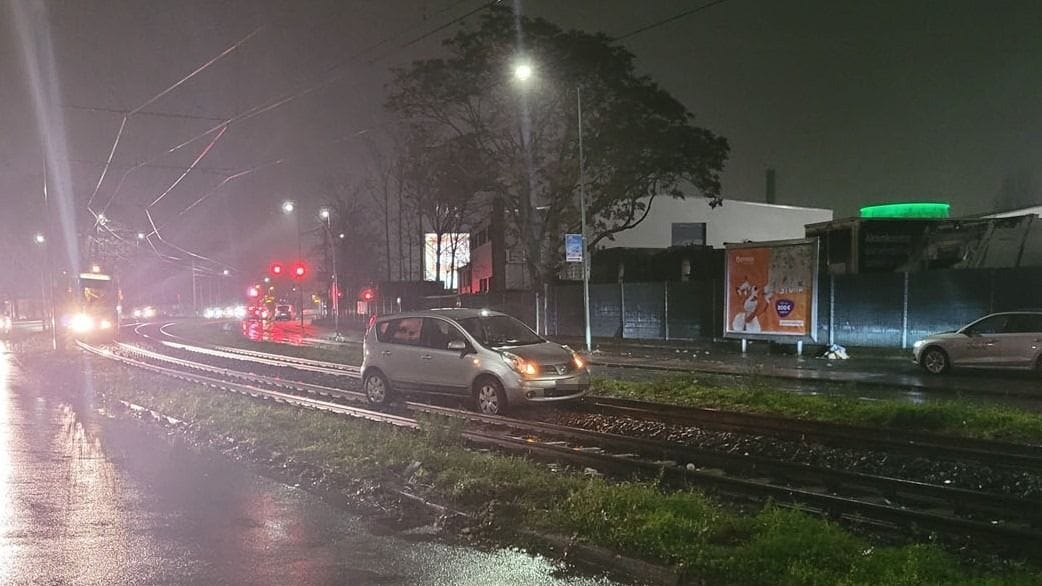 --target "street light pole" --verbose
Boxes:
[319,208,340,339]
[513,61,592,352]
[576,86,592,353]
